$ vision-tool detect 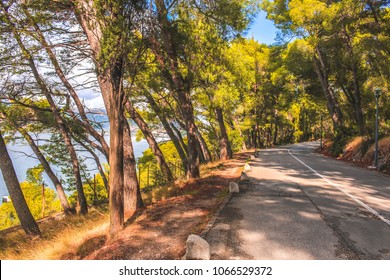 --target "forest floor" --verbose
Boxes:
[320,136,390,176]
[0,152,249,260]
[77,153,247,260]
